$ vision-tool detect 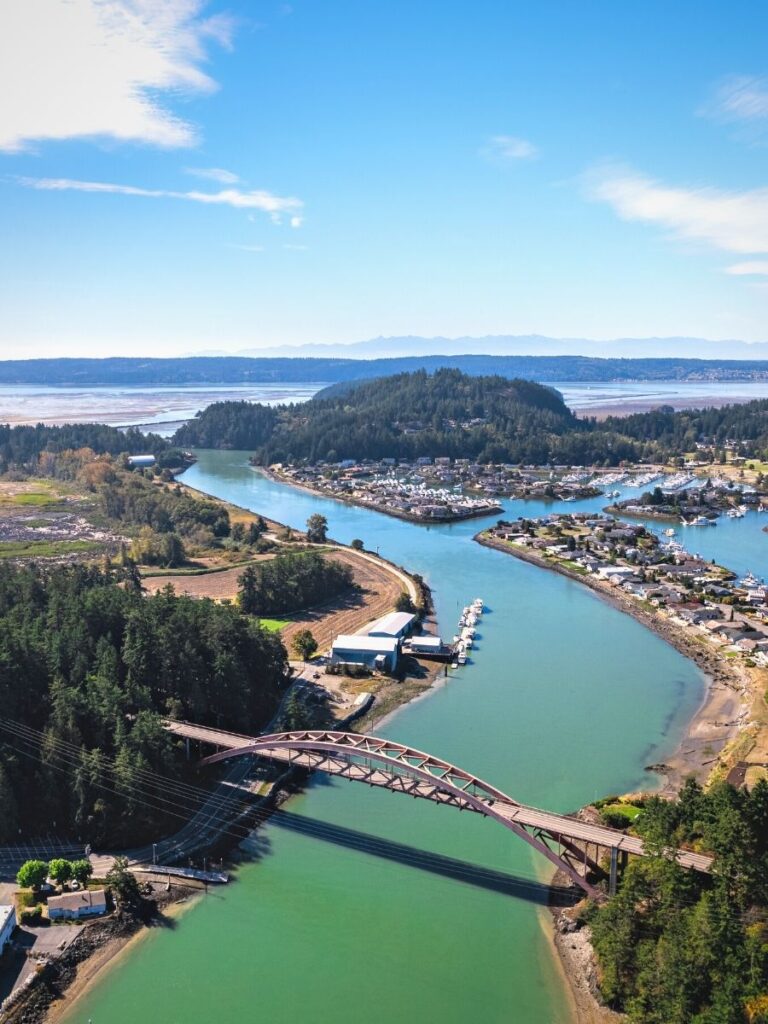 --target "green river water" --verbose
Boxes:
[64,450,723,1024]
